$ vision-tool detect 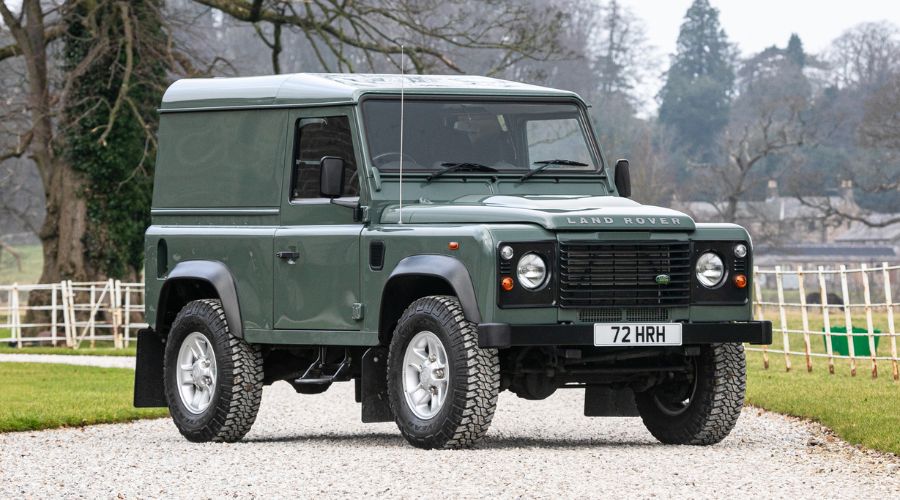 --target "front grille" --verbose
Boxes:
[578,308,670,323]
[560,241,692,308]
